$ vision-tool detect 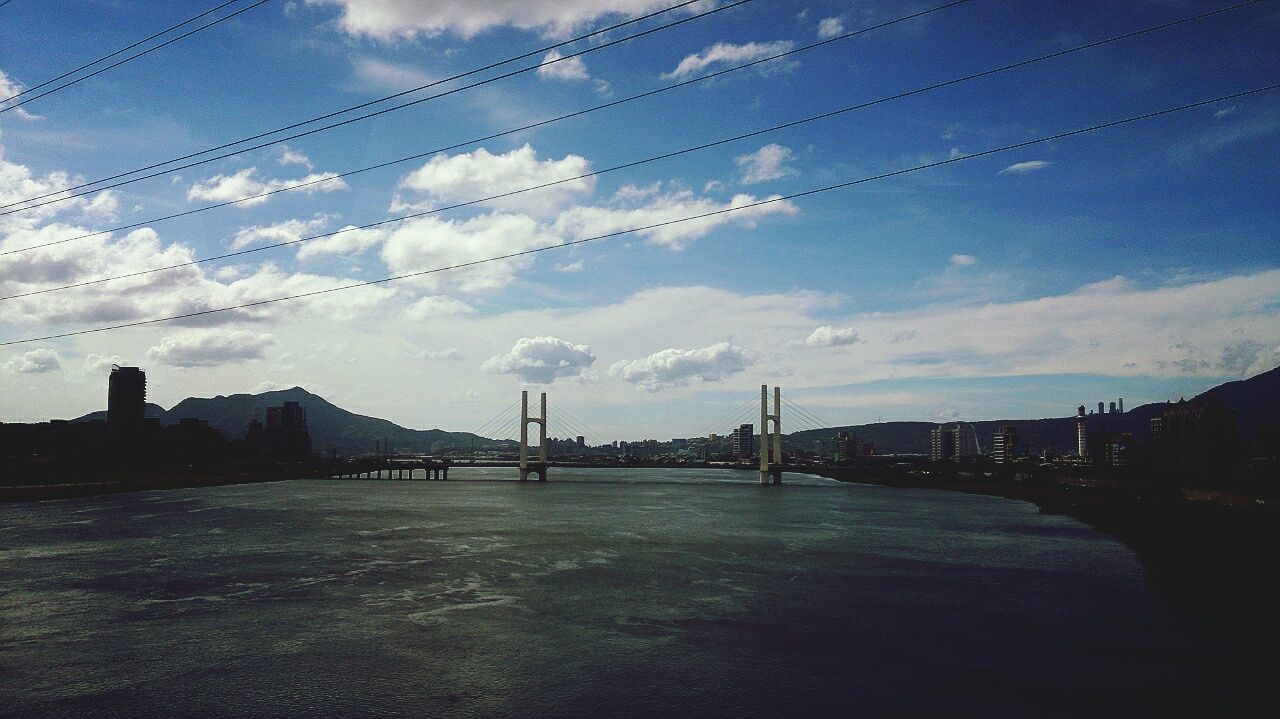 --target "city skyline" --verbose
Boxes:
[3,0,1279,438]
